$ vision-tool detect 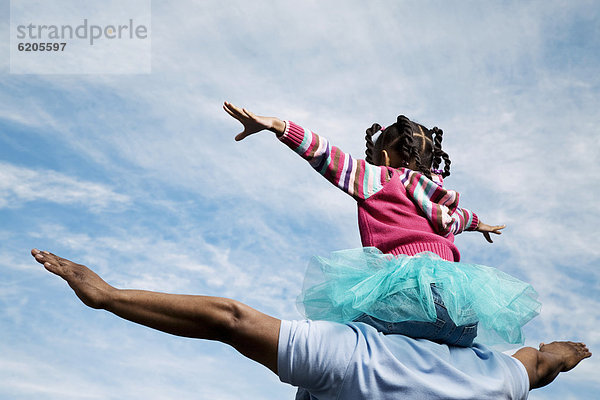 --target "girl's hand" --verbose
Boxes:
[476,221,506,243]
[223,101,286,141]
